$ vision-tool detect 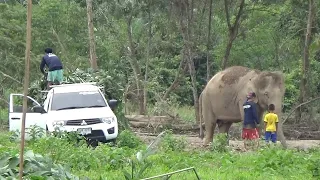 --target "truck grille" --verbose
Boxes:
[66,118,102,126]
